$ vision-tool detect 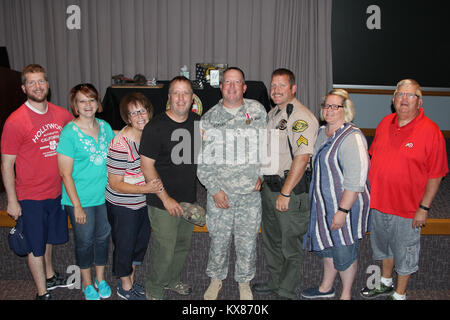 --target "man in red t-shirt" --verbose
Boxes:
[1,64,73,300]
[360,79,448,300]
